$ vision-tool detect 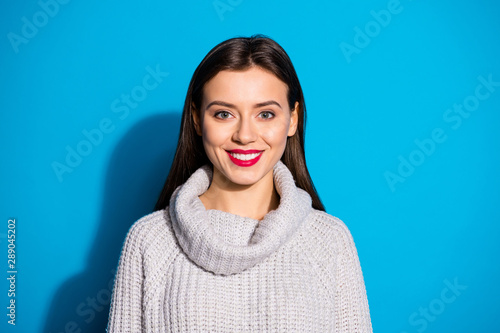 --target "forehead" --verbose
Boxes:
[202,67,288,107]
